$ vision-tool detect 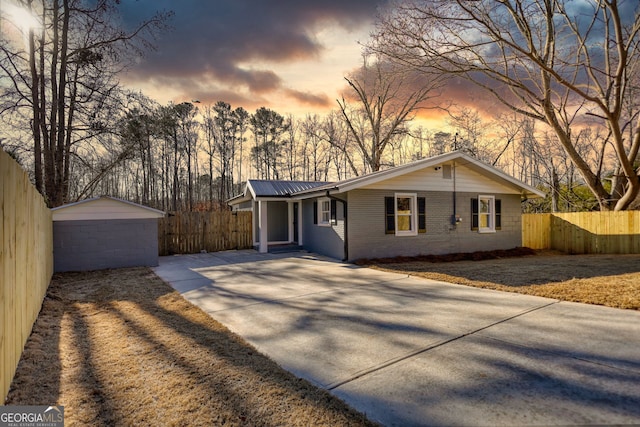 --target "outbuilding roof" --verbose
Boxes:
[52,196,166,221]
